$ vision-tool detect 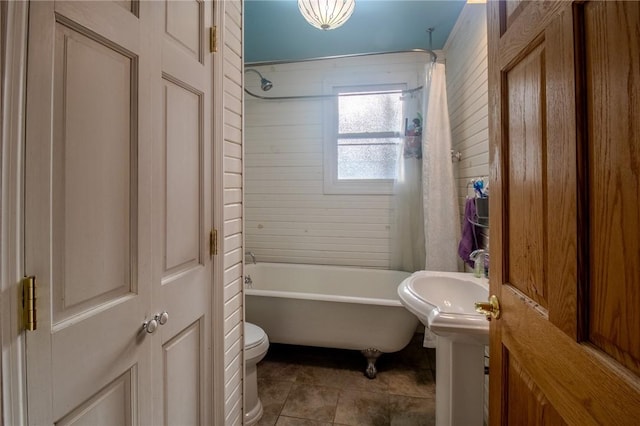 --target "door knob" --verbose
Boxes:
[475,295,501,320]
[142,318,159,334]
[141,311,169,334]
[157,311,169,325]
